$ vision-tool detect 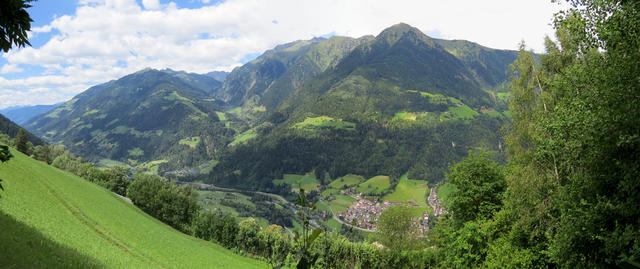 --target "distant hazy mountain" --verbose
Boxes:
[205,71,229,83]
[205,23,517,190]
[0,113,45,146]
[27,68,234,170]
[0,103,61,125]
